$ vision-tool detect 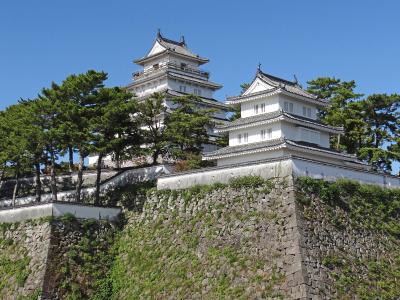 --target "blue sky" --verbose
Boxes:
[1,0,399,171]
